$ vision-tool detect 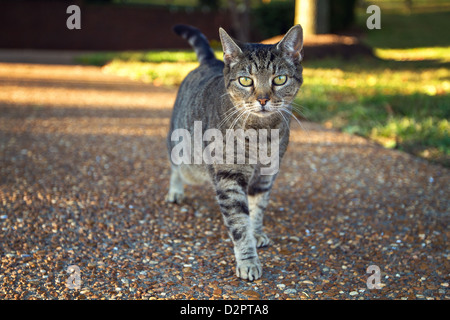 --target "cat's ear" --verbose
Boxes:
[276,24,304,62]
[219,28,242,65]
